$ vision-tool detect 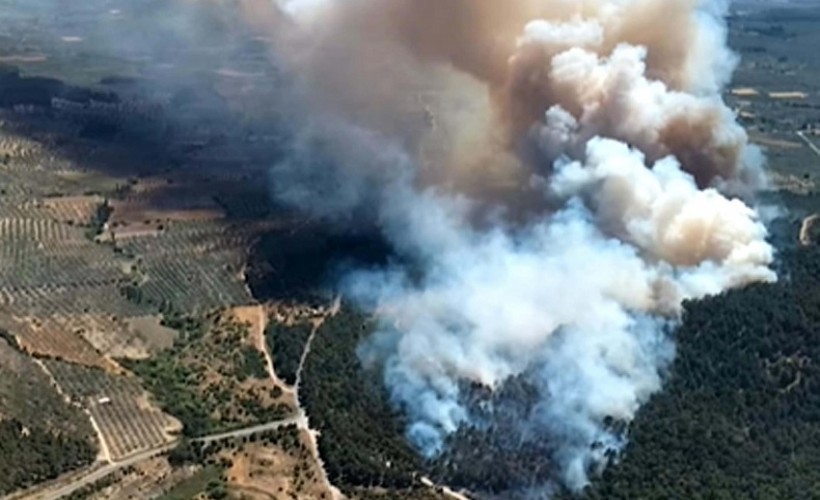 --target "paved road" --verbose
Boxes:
[195,416,302,444]
[21,445,175,500]
[12,417,303,500]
